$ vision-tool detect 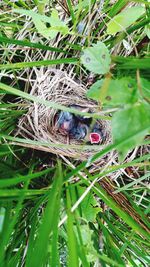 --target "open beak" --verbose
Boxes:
[90,133,101,144]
